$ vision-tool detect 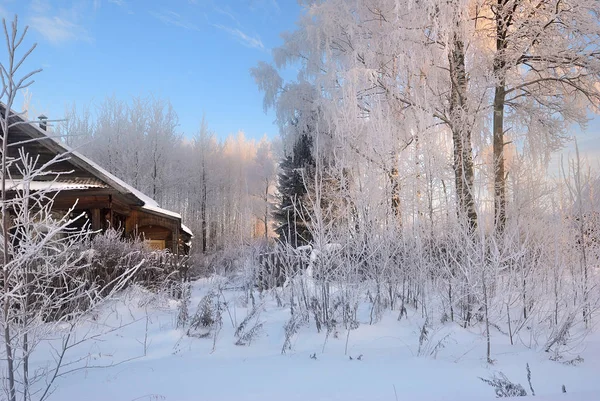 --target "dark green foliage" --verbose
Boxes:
[274,133,315,247]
